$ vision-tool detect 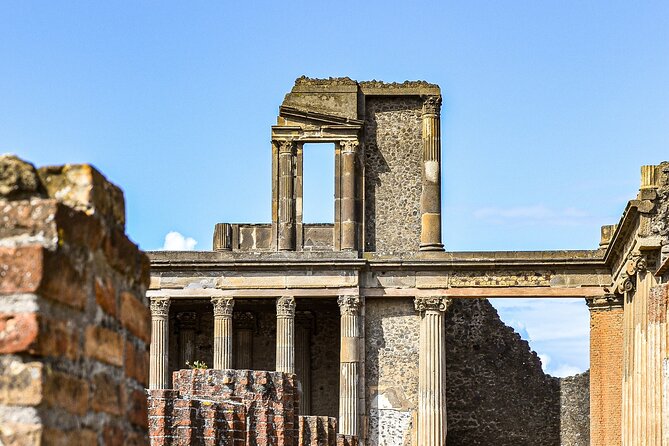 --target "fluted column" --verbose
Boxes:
[177,312,198,368]
[212,297,234,370]
[419,96,444,251]
[338,295,362,437]
[296,311,314,415]
[277,140,297,251]
[340,140,359,251]
[415,296,451,445]
[276,296,296,373]
[149,297,171,389]
[234,312,255,369]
